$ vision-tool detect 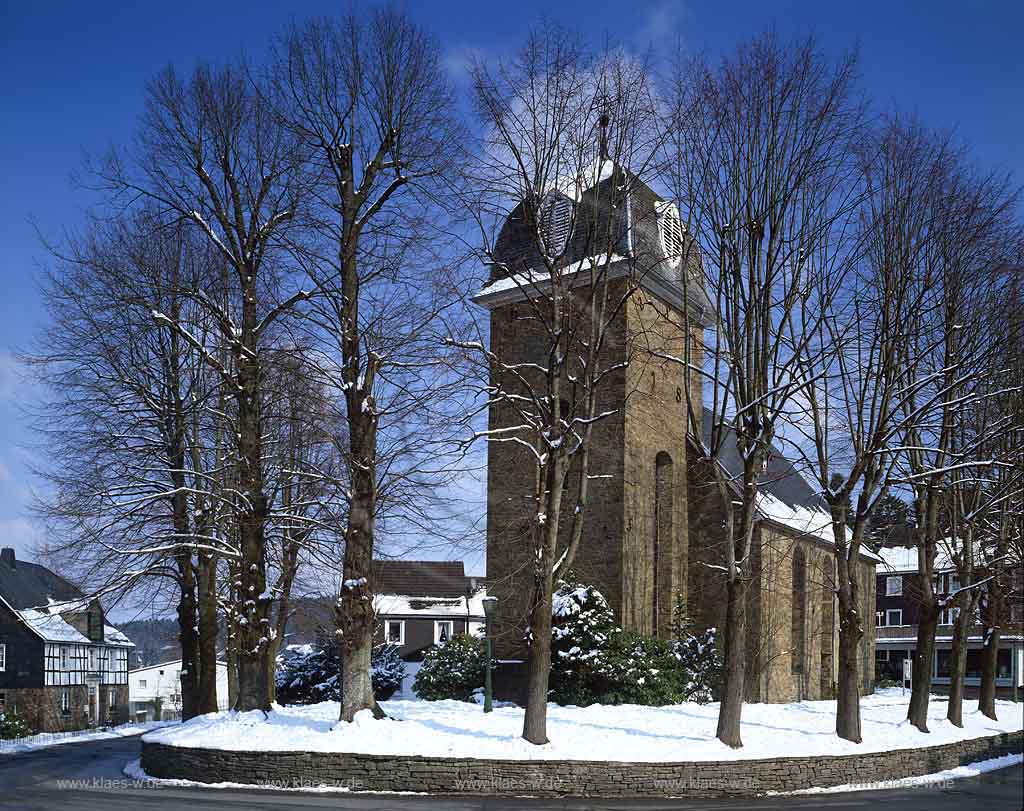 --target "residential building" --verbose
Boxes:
[0,547,135,731]
[875,544,1024,697]
[372,560,487,661]
[128,658,229,721]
